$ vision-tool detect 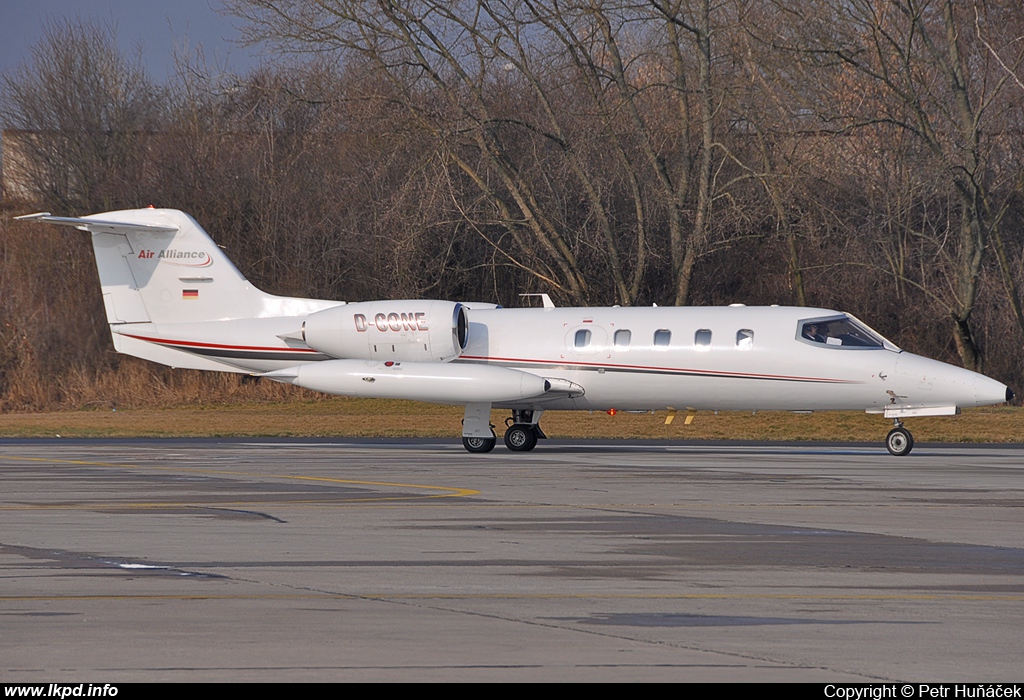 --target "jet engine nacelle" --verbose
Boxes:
[303,300,468,362]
